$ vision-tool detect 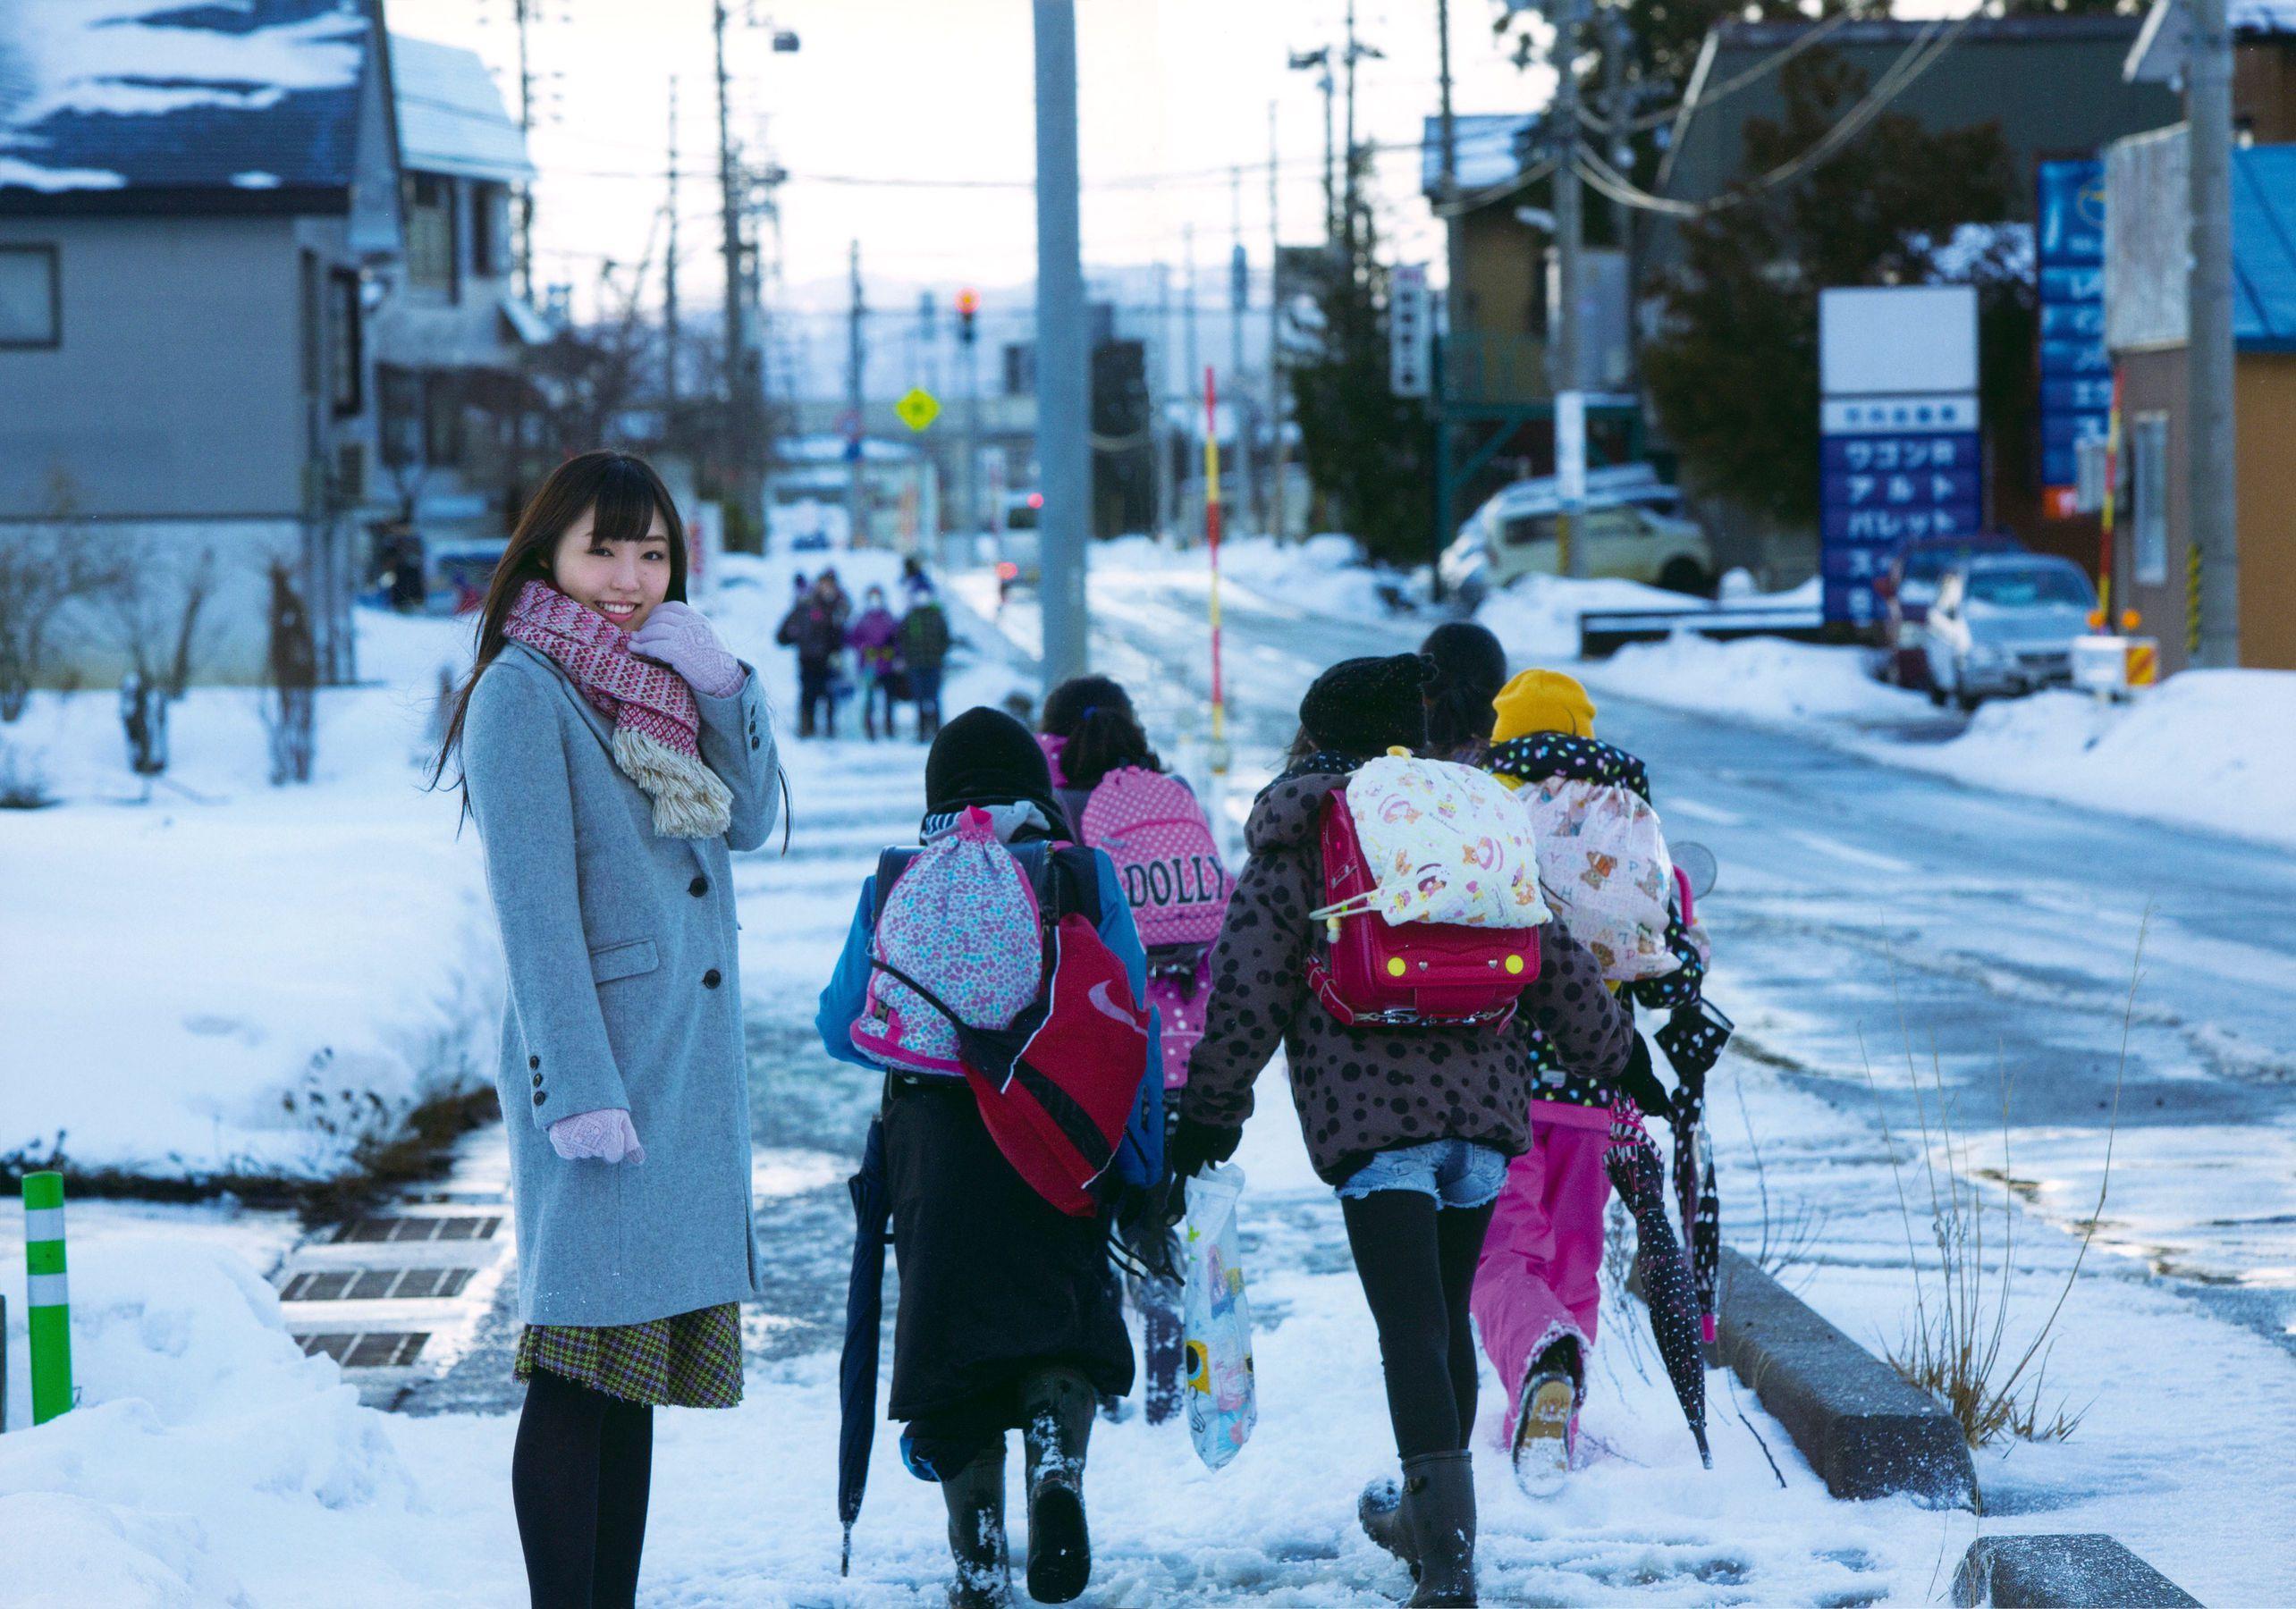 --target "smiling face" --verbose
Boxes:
[549,502,672,631]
